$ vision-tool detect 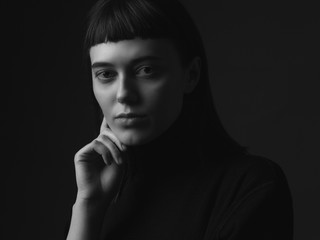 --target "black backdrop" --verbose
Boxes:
[4,0,320,239]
